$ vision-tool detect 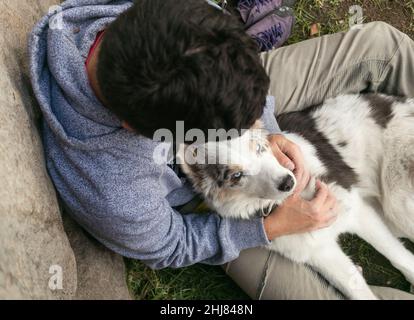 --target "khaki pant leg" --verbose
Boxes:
[223,248,414,300]
[223,248,343,300]
[223,23,414,300]
[371,286,414,300]
[260,22,413,115]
